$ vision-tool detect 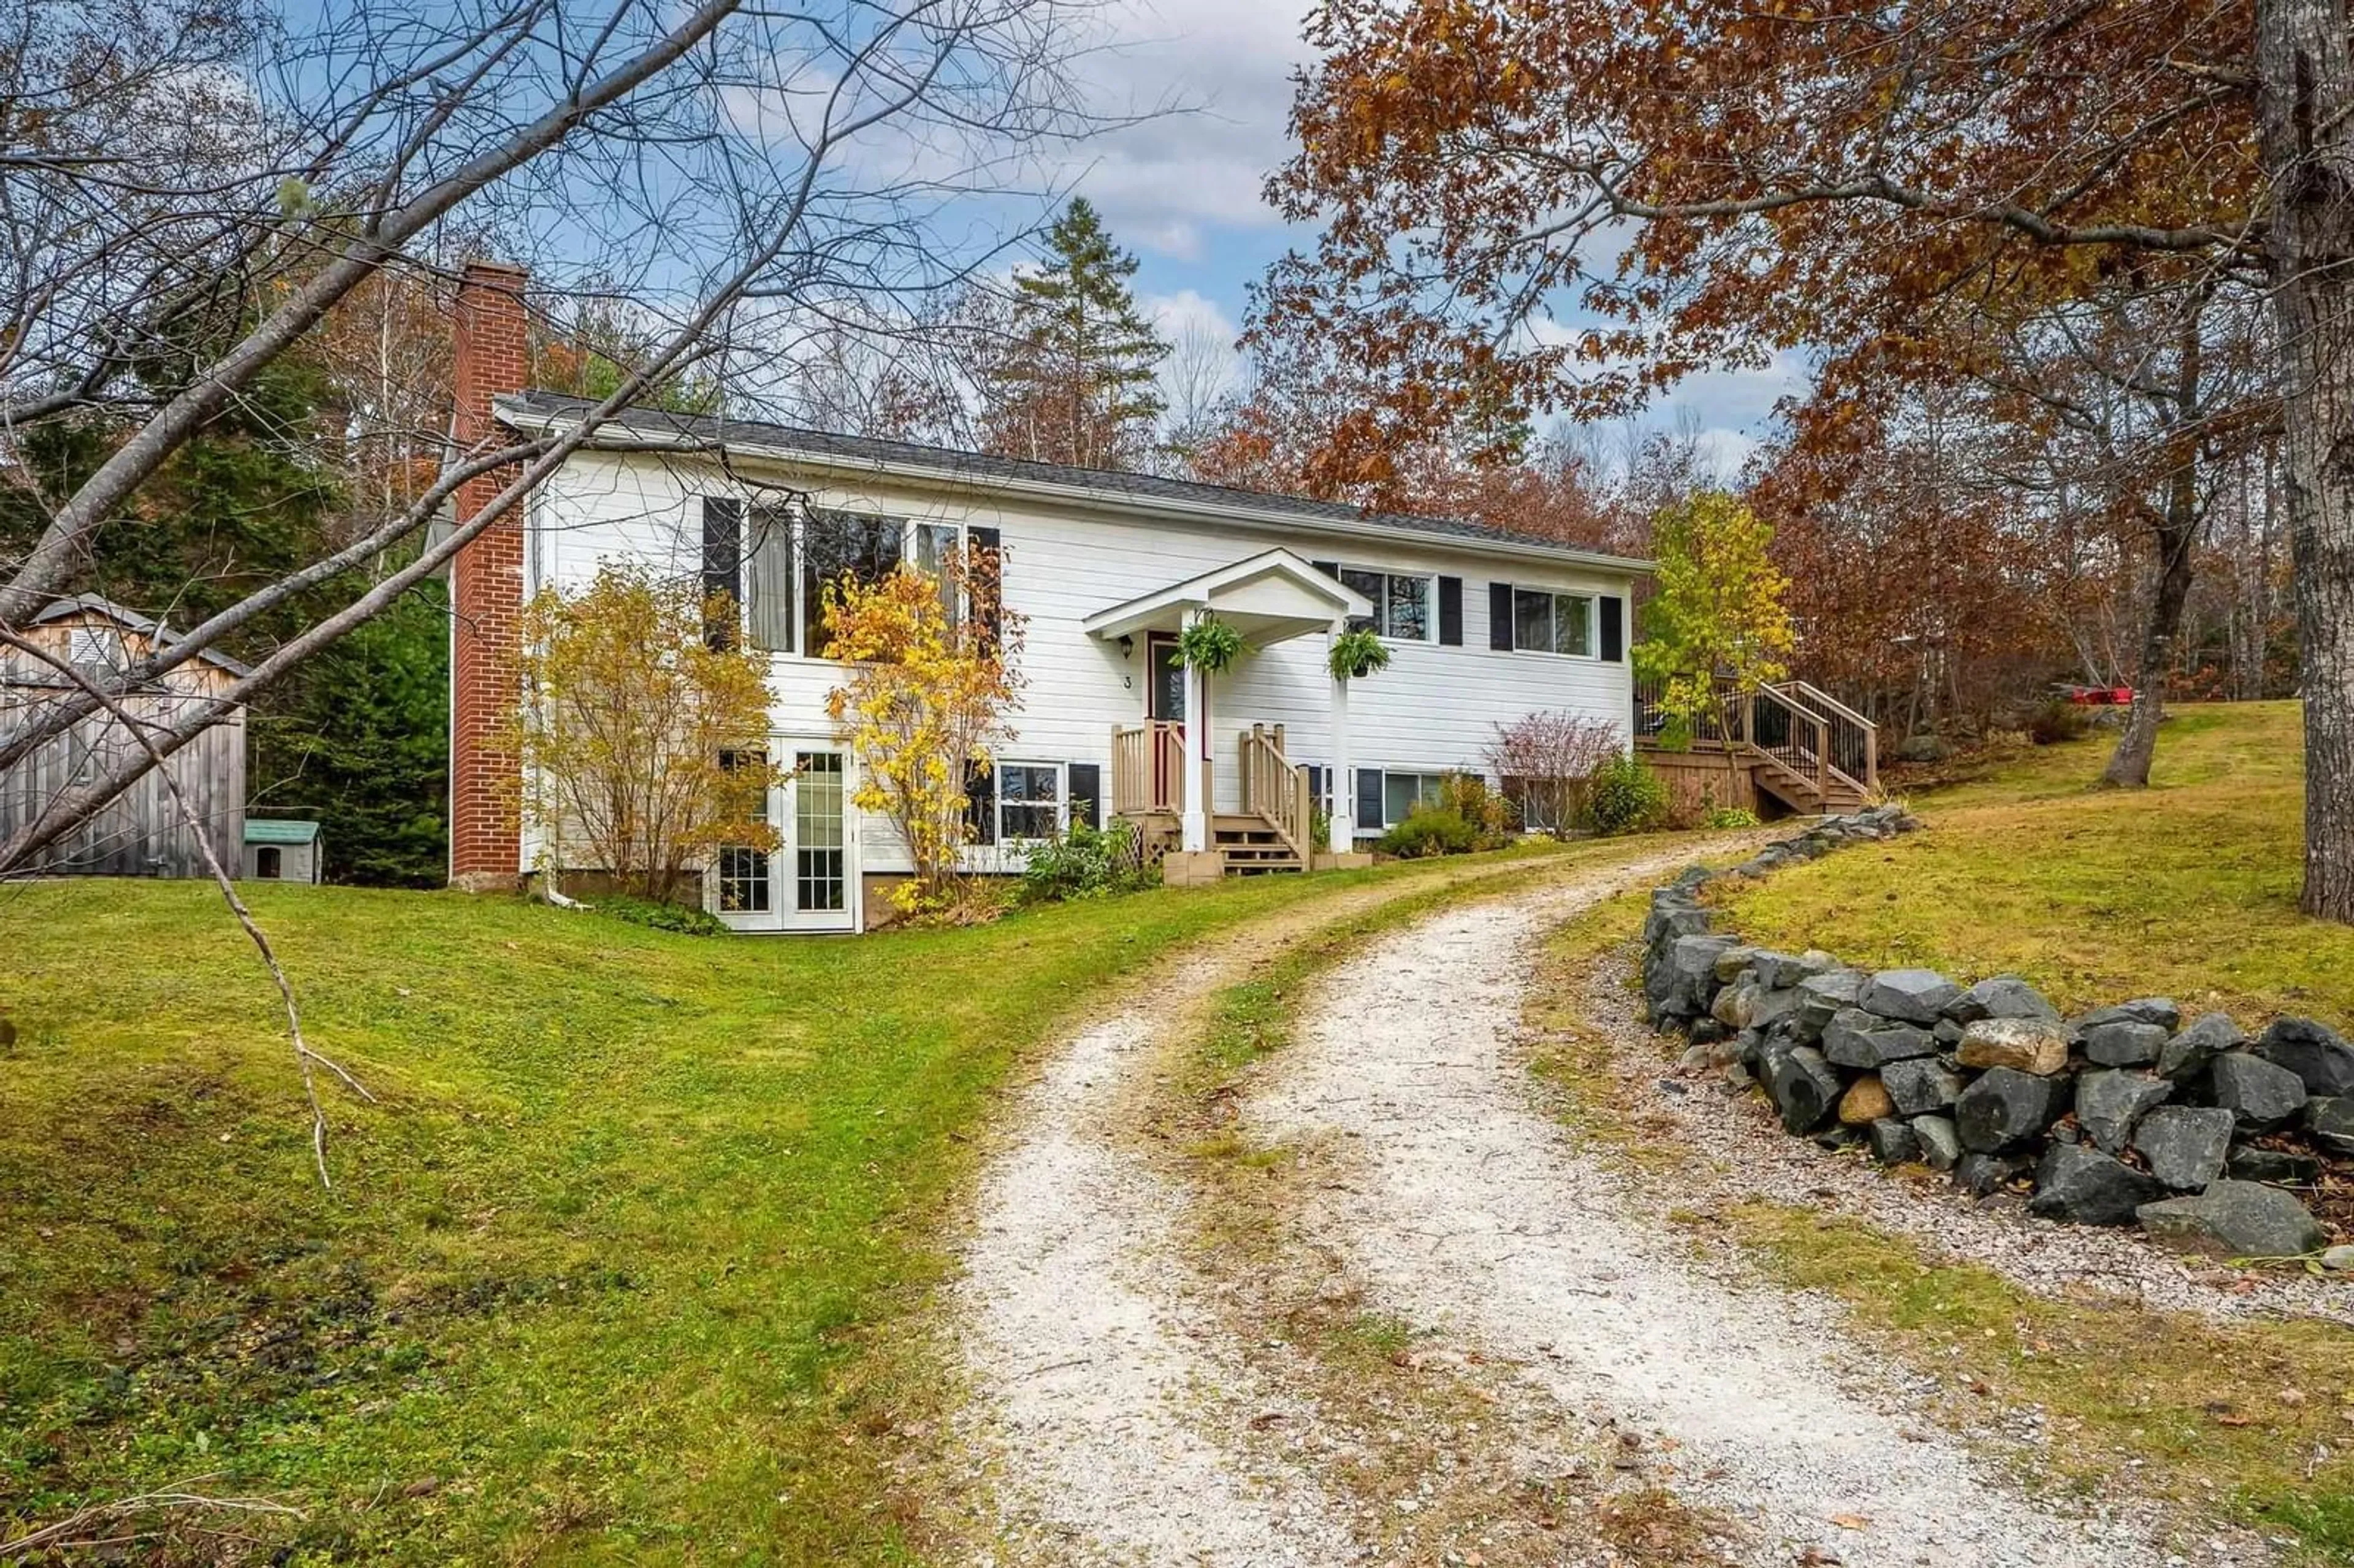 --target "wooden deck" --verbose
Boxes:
[1634,677,1879,817]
